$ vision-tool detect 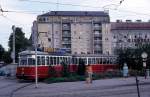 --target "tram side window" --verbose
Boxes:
[109,58,113,64]
[28,58,35,65]
[68,57,71,64]
[92,58,96,64]
[41,56,45,65]
[72,58,76,64]
[96,58,99,64]
[88,58,92,64]
[56,57,59,65]
[20,58,27,65]
[53,57,56,65]
[37,56,41,65]
[59,57,62,64]
[50,57,53,65]
[46,57,50,65]
[103,58,107,64]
